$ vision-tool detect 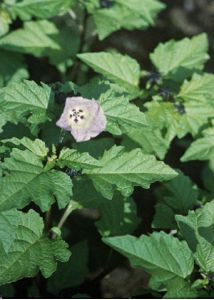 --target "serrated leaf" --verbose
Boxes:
[176,200,214,272]
[85,145,177,199]
[153,171,199,229]
[74,137,114,159]
[73,177,138,237]
[178,73,214,102]
[159,170,199,212]
[1,137,48,158]
[47,241,88,294]
[99,88,147,135]
[0,10,11,38]
[58,148,101,170]
[196,239,214,274]
[163,277,198,299]
[145,100,182,139]
[150,34,209,80]
[0,209,70,285]
[91,0,165,40]
[0,50,28,87]
[0,209,20,252]
[78,52,140,92]
[152,203,175,229]
[104,231,194,283]
[125,127,170,160]
[145,97,214,140]
[0,20,60,56]
[0,148,72,212]
[181,127,214,162]
[0,80,53,130]
[10,0,76,21]
[95,194,139,237]
[179,100,214,137]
